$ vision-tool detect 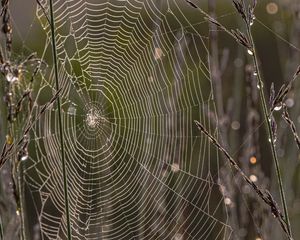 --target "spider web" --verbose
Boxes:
[23,0,231,239]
